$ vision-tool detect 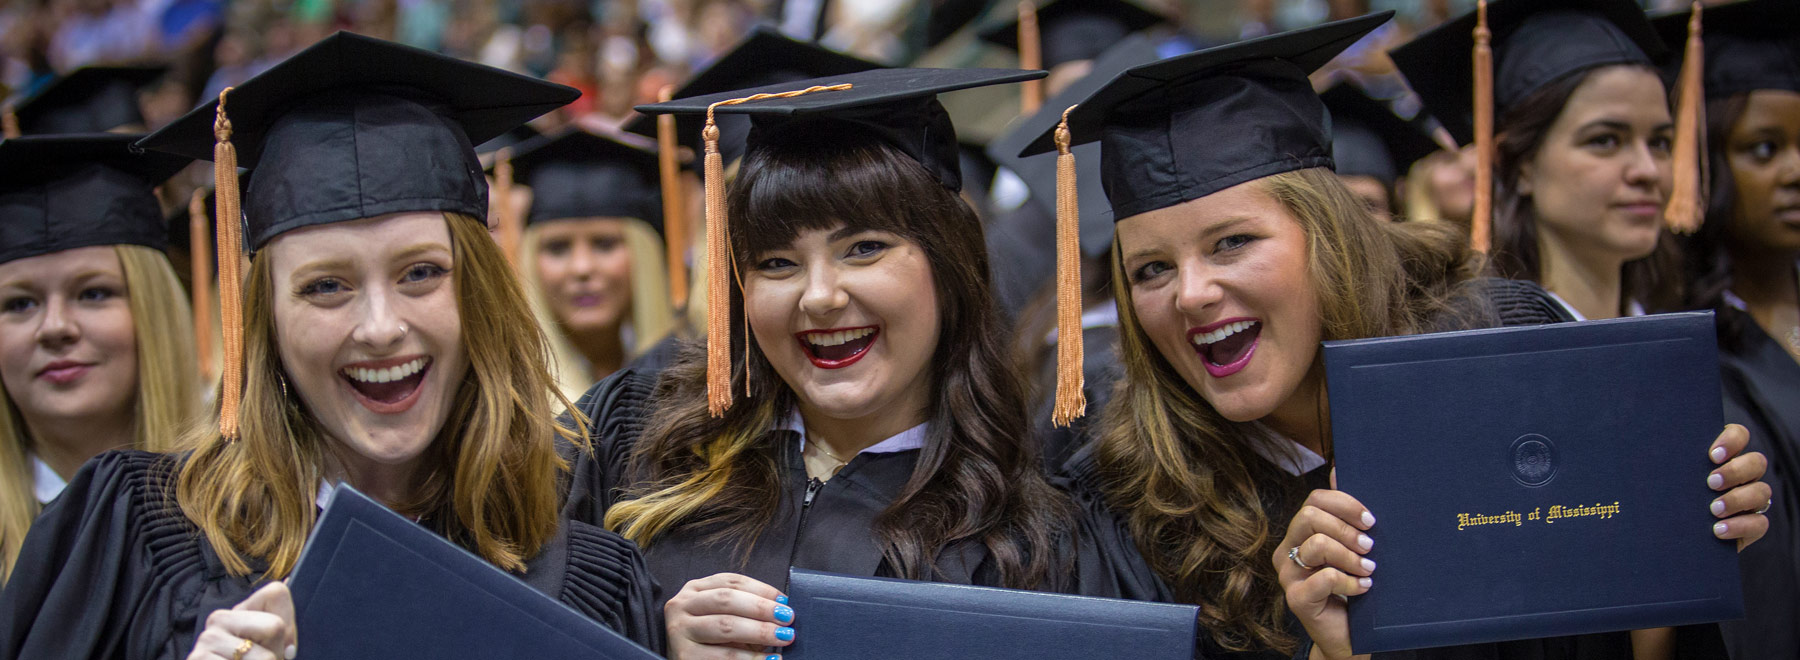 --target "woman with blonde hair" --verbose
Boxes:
[1024,10,1771,659]
[0,134,200,585]
[504,128,677,399]
[0,34,661,660]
